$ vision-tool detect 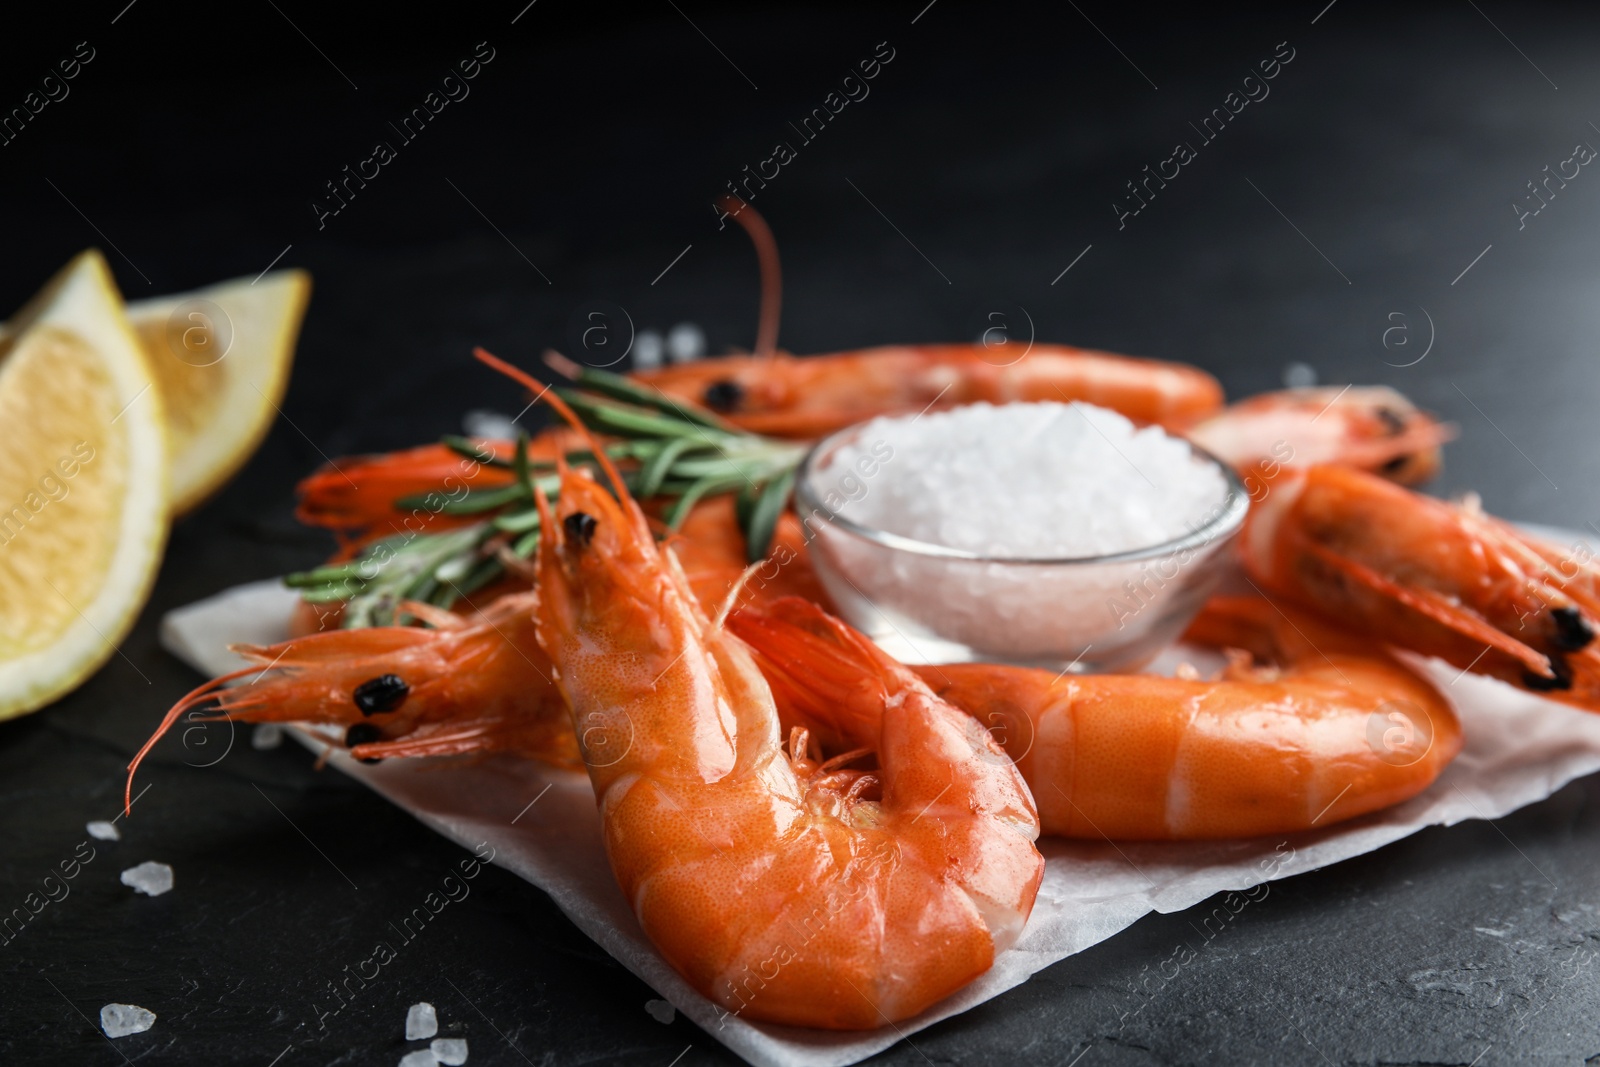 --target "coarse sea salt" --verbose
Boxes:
[252,722,285,750]
[836,401,1226,558]
[120,861,173,897]
[86,820,120,841]
[399,1050,437,1067]
[406,1001,438,1040]
[100,1003,155,1038]
[804,401,1238,667]
[431,1037,469,1065]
